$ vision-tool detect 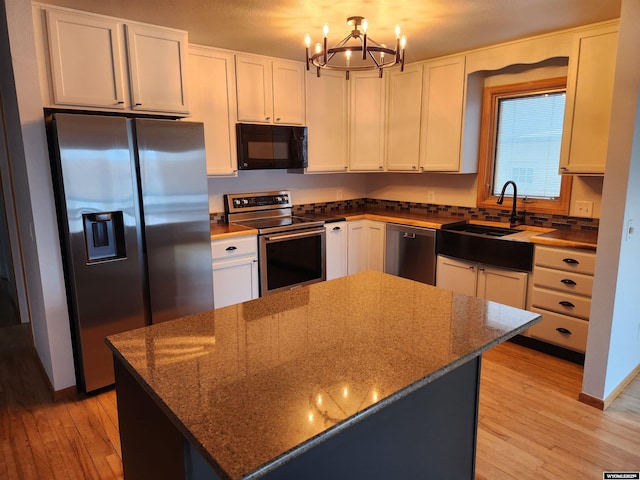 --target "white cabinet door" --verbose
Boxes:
[305,70,349,172]
[273,60,305,125]
[188,46,238,176]
[365,220,386,272]
[45,9,126,109]
[477,265,528,309]
[349,71,386,171]
[347,221,367,275]
[235,55,273,123]
[212,257,259,309]
[325,222,348,280]
[347,220,386,274]
[419,55,470,172]
[559,26,618,174]
[436,255,477,297]
[386,64,422,171]
[125,23,189,114]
